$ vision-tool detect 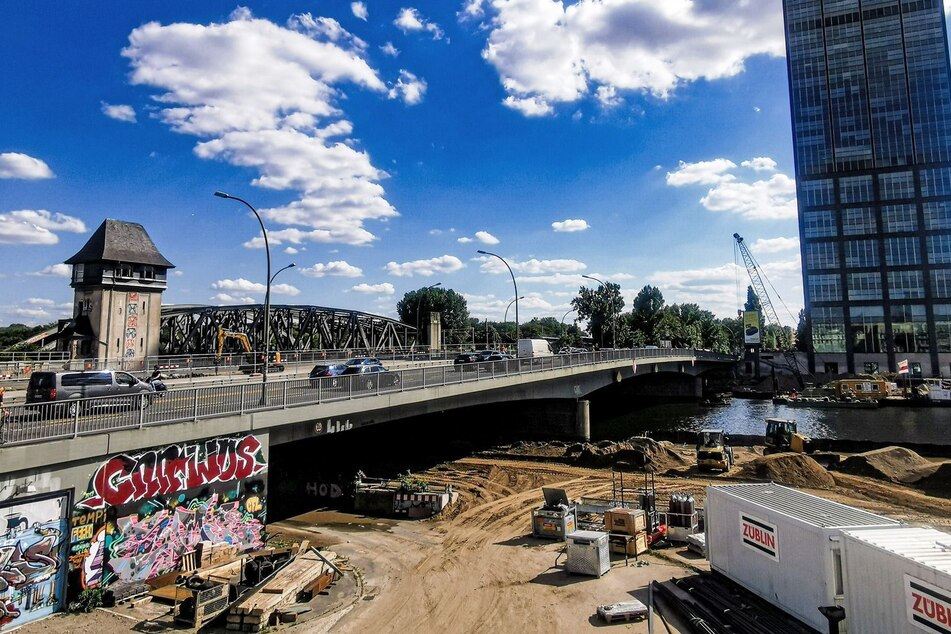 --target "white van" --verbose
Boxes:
[517,338,553,358]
